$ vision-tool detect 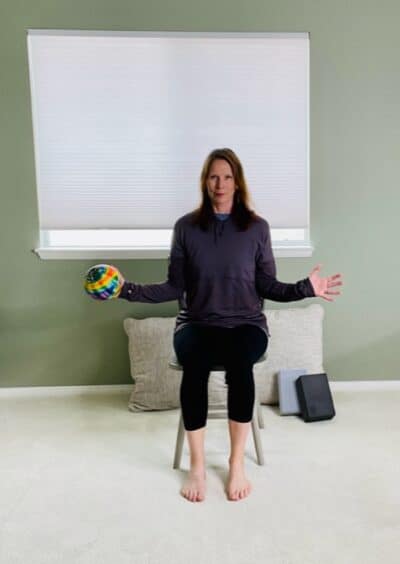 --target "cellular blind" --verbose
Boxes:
[27,31,309,231]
